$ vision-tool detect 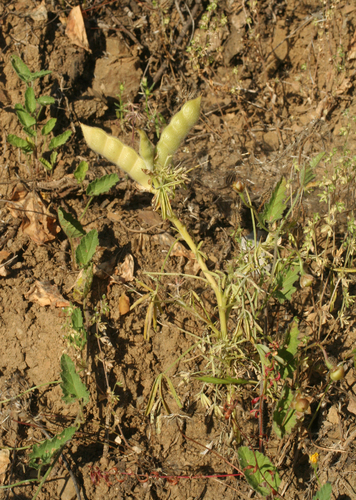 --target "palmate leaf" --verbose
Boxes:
[75,229,99,268]
[57,207,86,239]
[272,385,297,438]
[86,173,119,197]
[29,426,76,469]
[60,353,89,404]
[238,446,281,497]
[261,177,287,224]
